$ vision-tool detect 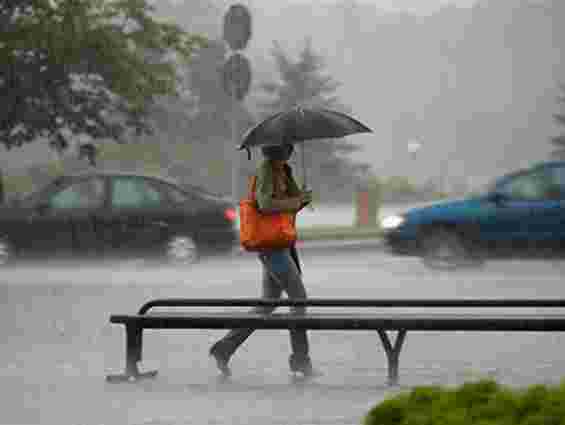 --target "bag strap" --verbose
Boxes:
[247,175,257,201]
